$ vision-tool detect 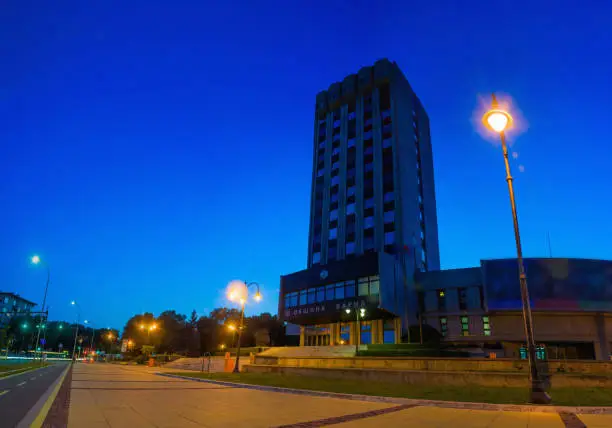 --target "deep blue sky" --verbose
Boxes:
[2,1,610,329]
